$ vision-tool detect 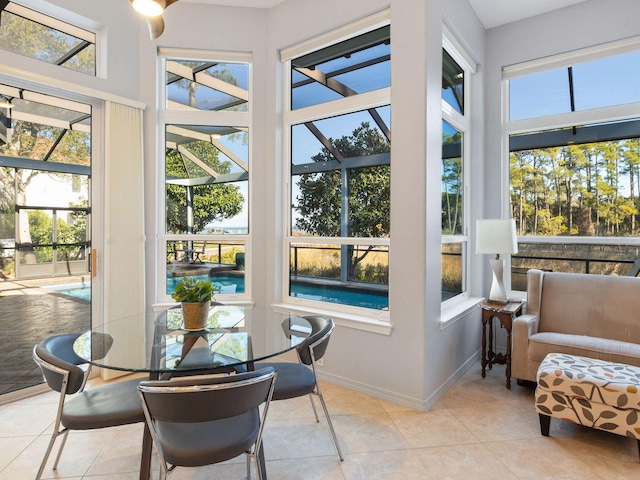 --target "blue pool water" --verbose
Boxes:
[45,275,389,310]
[44,282,91,301]
[167,274,389,310]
